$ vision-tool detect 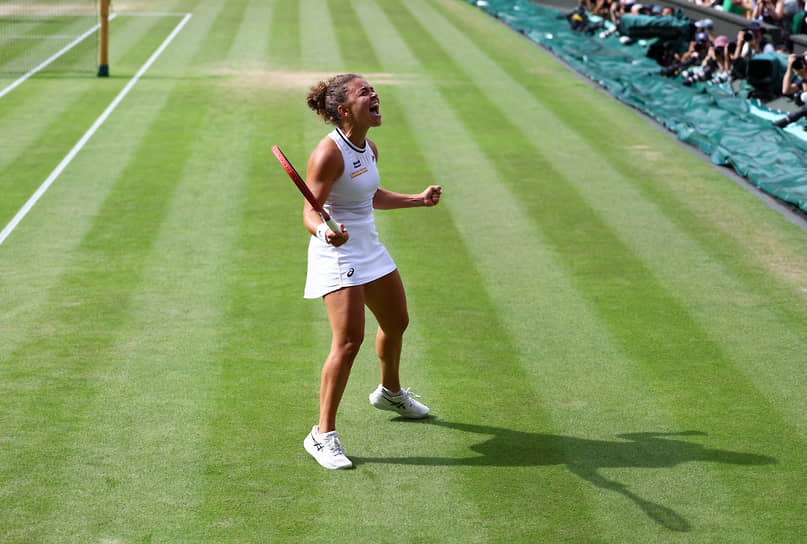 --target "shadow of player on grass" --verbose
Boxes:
[352,418,775,532]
